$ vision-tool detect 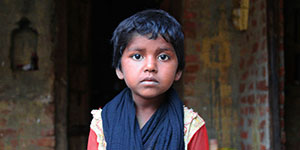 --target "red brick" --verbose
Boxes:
[184,86,194,96]
[185,64,199,73]
[257,80,268,91]
[249,106,255,114]
[241,96,247,104]
[252,69,258,76]
[183,74,196,84]
[41,129,54,136]
[0,141,4,149]
[195,43,201,52]
[241,107,248,115]
[252,42,259,53]
[45,104,55,119]
[241,142,245,150]
[247,144,252,150]
[239,83,246,93]
[248,119,253,126]
[260,144,266,150]
[240,108,246,115]
[241,131,248,139]
[259,120,266,129]
[250,5,255,16]
[0,129,17,137]
[259,107,266,116]
[262,66,266,77]
[34,137,55,147]
[185,55,198,62]
[252,19,257,27]
[257,94,267,104]
[257,52,268,64]
[184,11,197,20]
[239,58,245,69]
[260,132,265,141]
[248,95,255,105]
[248,83,254,90]
[11,139,18,148]
[0,118,7,127]
[240,118,244,126]
[247,56,255,67]
[1,110,11,115]
[183,21,196,38]
[242,71,249,80]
